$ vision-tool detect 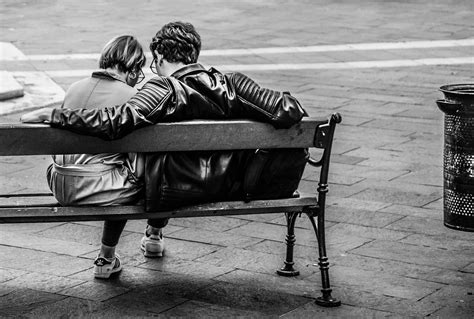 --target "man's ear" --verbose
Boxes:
[154,51,165,65]
[154,51,161,60]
